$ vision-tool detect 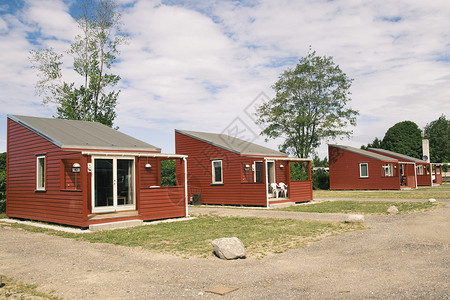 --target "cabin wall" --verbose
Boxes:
[175,132,267,206]
[368,149,432,187]
[289,181,313,202]
[7,118,86,227]
[329,145,400,190]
